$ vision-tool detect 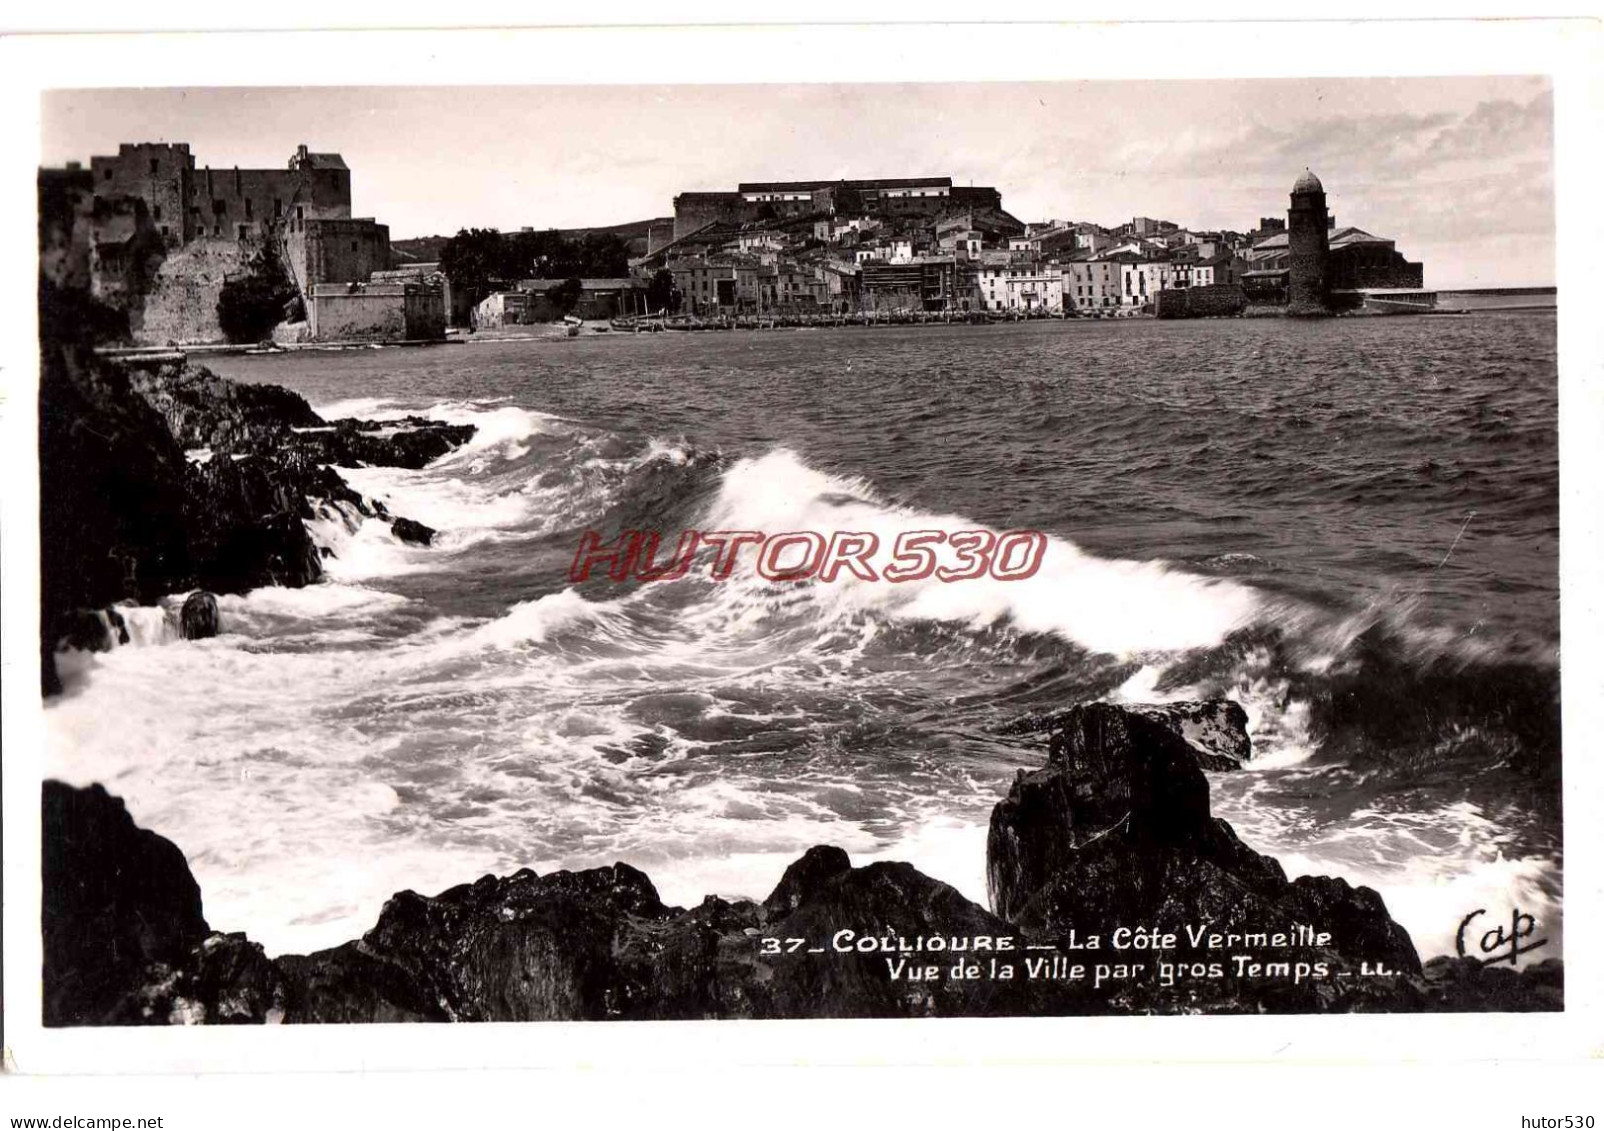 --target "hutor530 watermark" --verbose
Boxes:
[569,529,1048,584]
